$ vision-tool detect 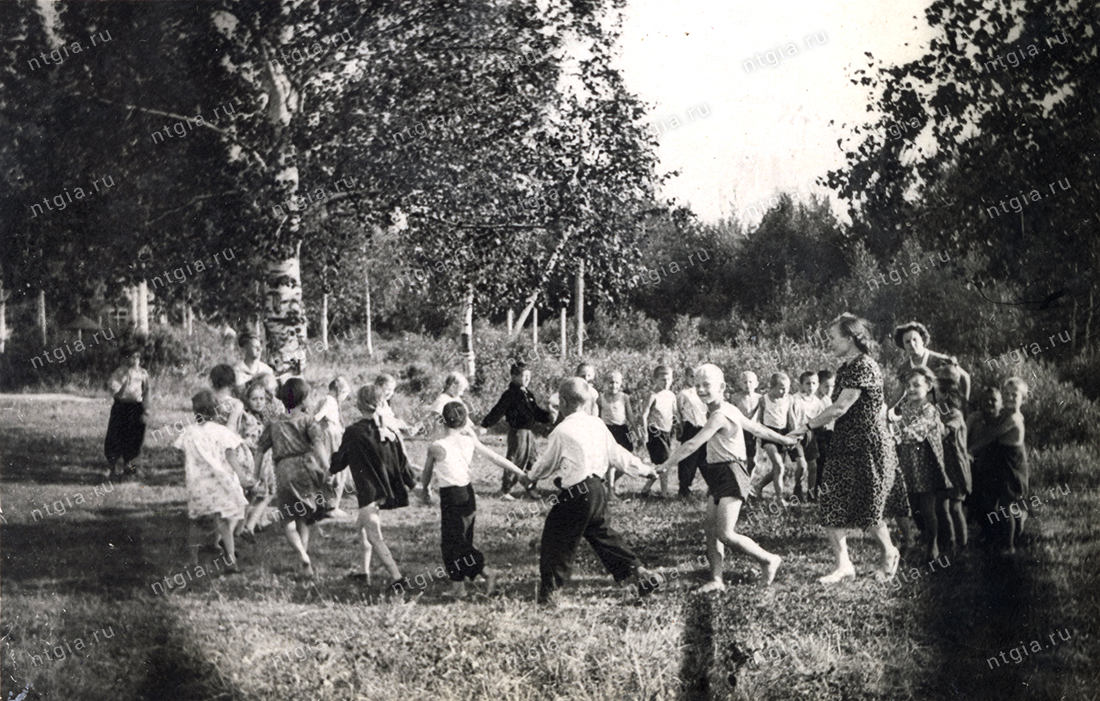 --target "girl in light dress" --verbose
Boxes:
[315,377,353,519]
[172,389,248,572]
